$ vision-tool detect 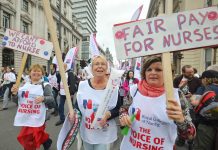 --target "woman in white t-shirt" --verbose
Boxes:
[119,56,196,150]
[0,66,16,110]
[70,55,121,150]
